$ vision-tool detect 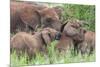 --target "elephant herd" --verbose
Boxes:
[10,1,95,60]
